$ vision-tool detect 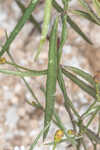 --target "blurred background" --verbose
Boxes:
[0,0,100,149]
